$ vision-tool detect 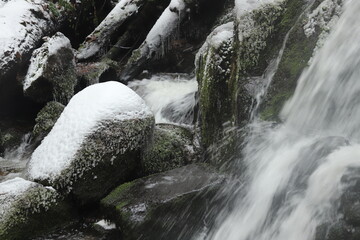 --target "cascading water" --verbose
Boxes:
[201,0,360,239]
[0,133,31,182]
[128,73,198,125]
